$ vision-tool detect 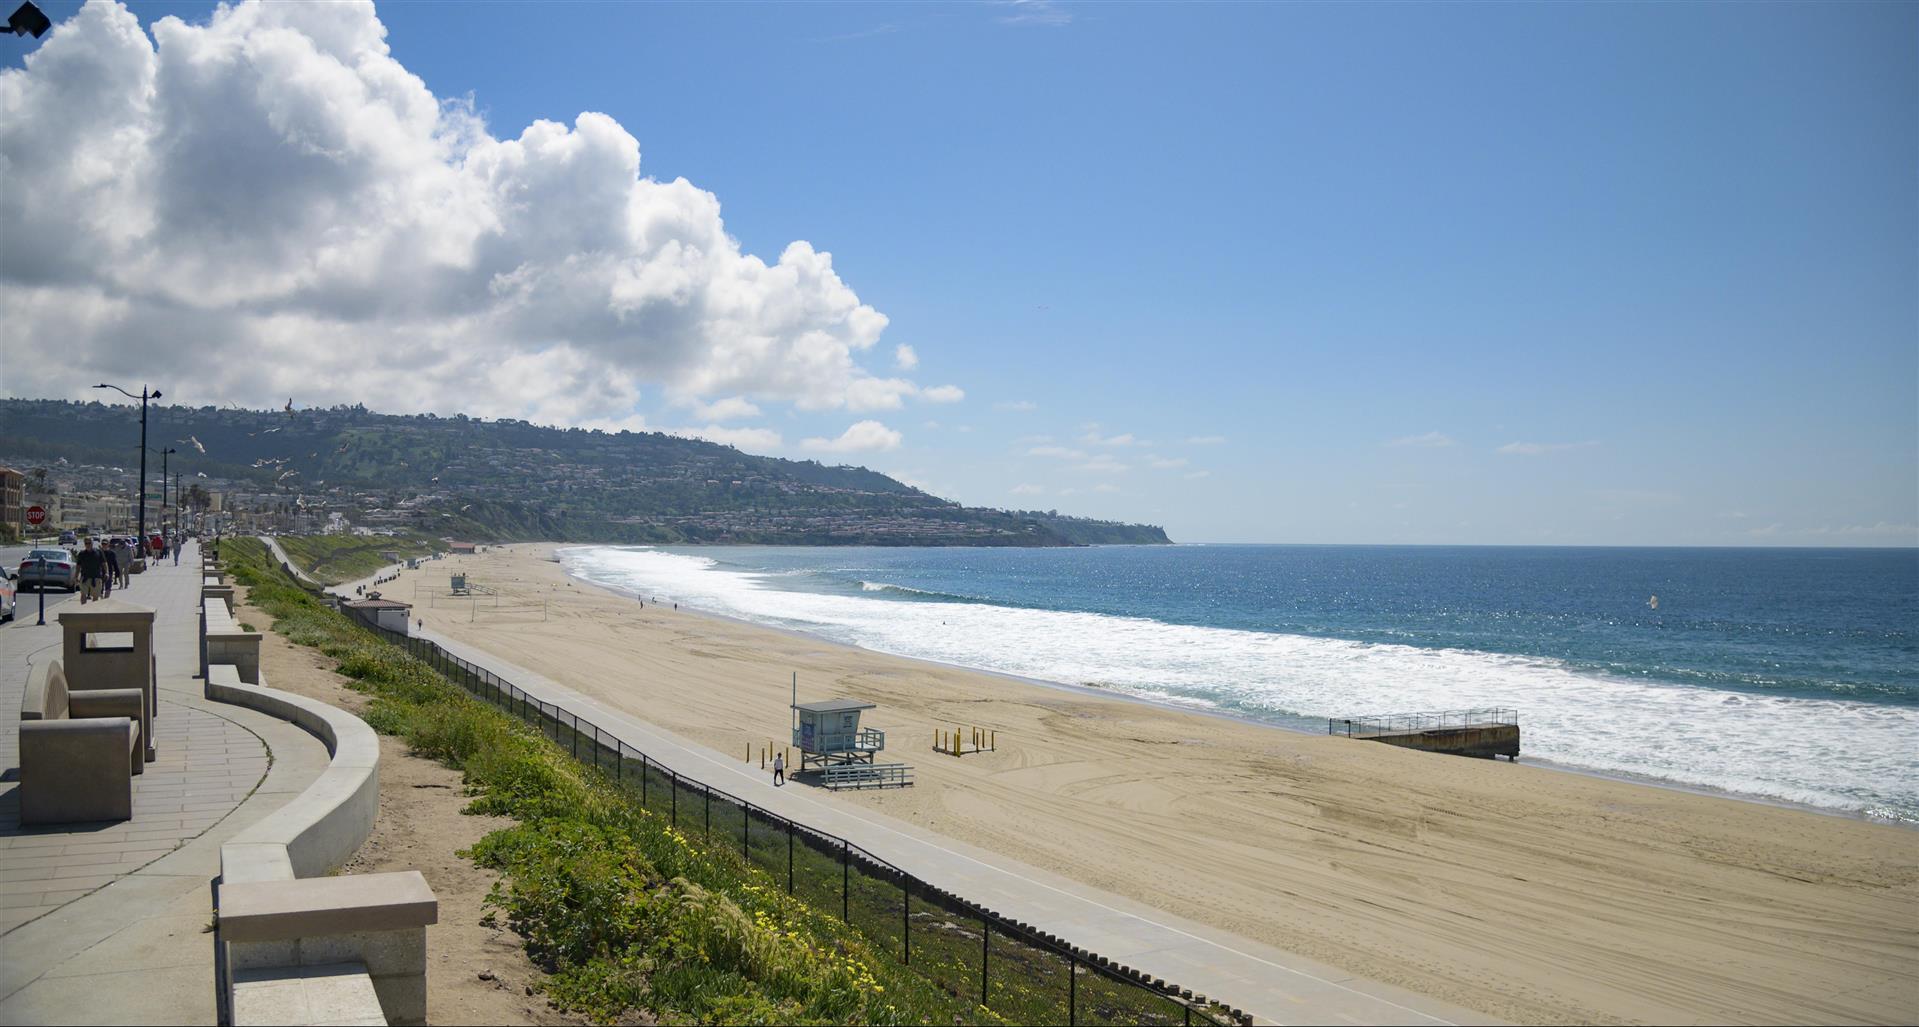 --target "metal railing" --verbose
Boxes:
[332,605,1247,1026]
[1328,707,1518,739]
